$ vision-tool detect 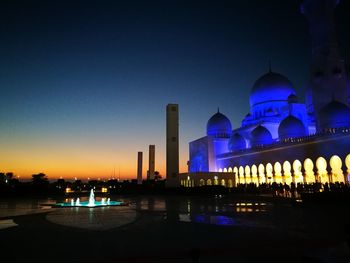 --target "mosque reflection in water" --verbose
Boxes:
[133,196,270,227]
